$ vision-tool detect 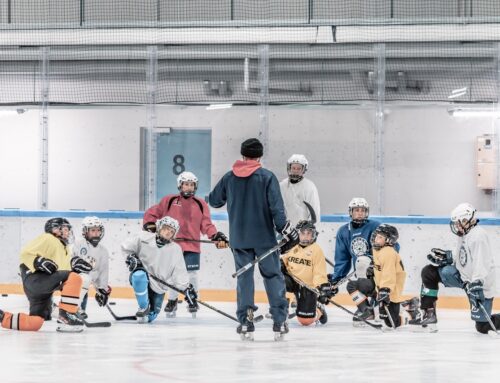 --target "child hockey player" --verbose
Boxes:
[19,217,92,332]
[410,203,500,334]
[279,154,320,227]
[121,216,198,323]
[143,171,228,318]
[371,224,407,328]
[72,216,111,319]
[281,220,335,326]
